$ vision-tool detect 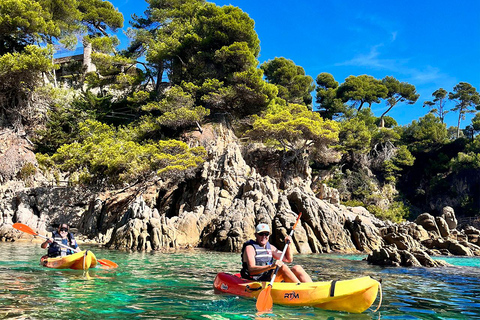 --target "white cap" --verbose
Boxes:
[255,223,271,234]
